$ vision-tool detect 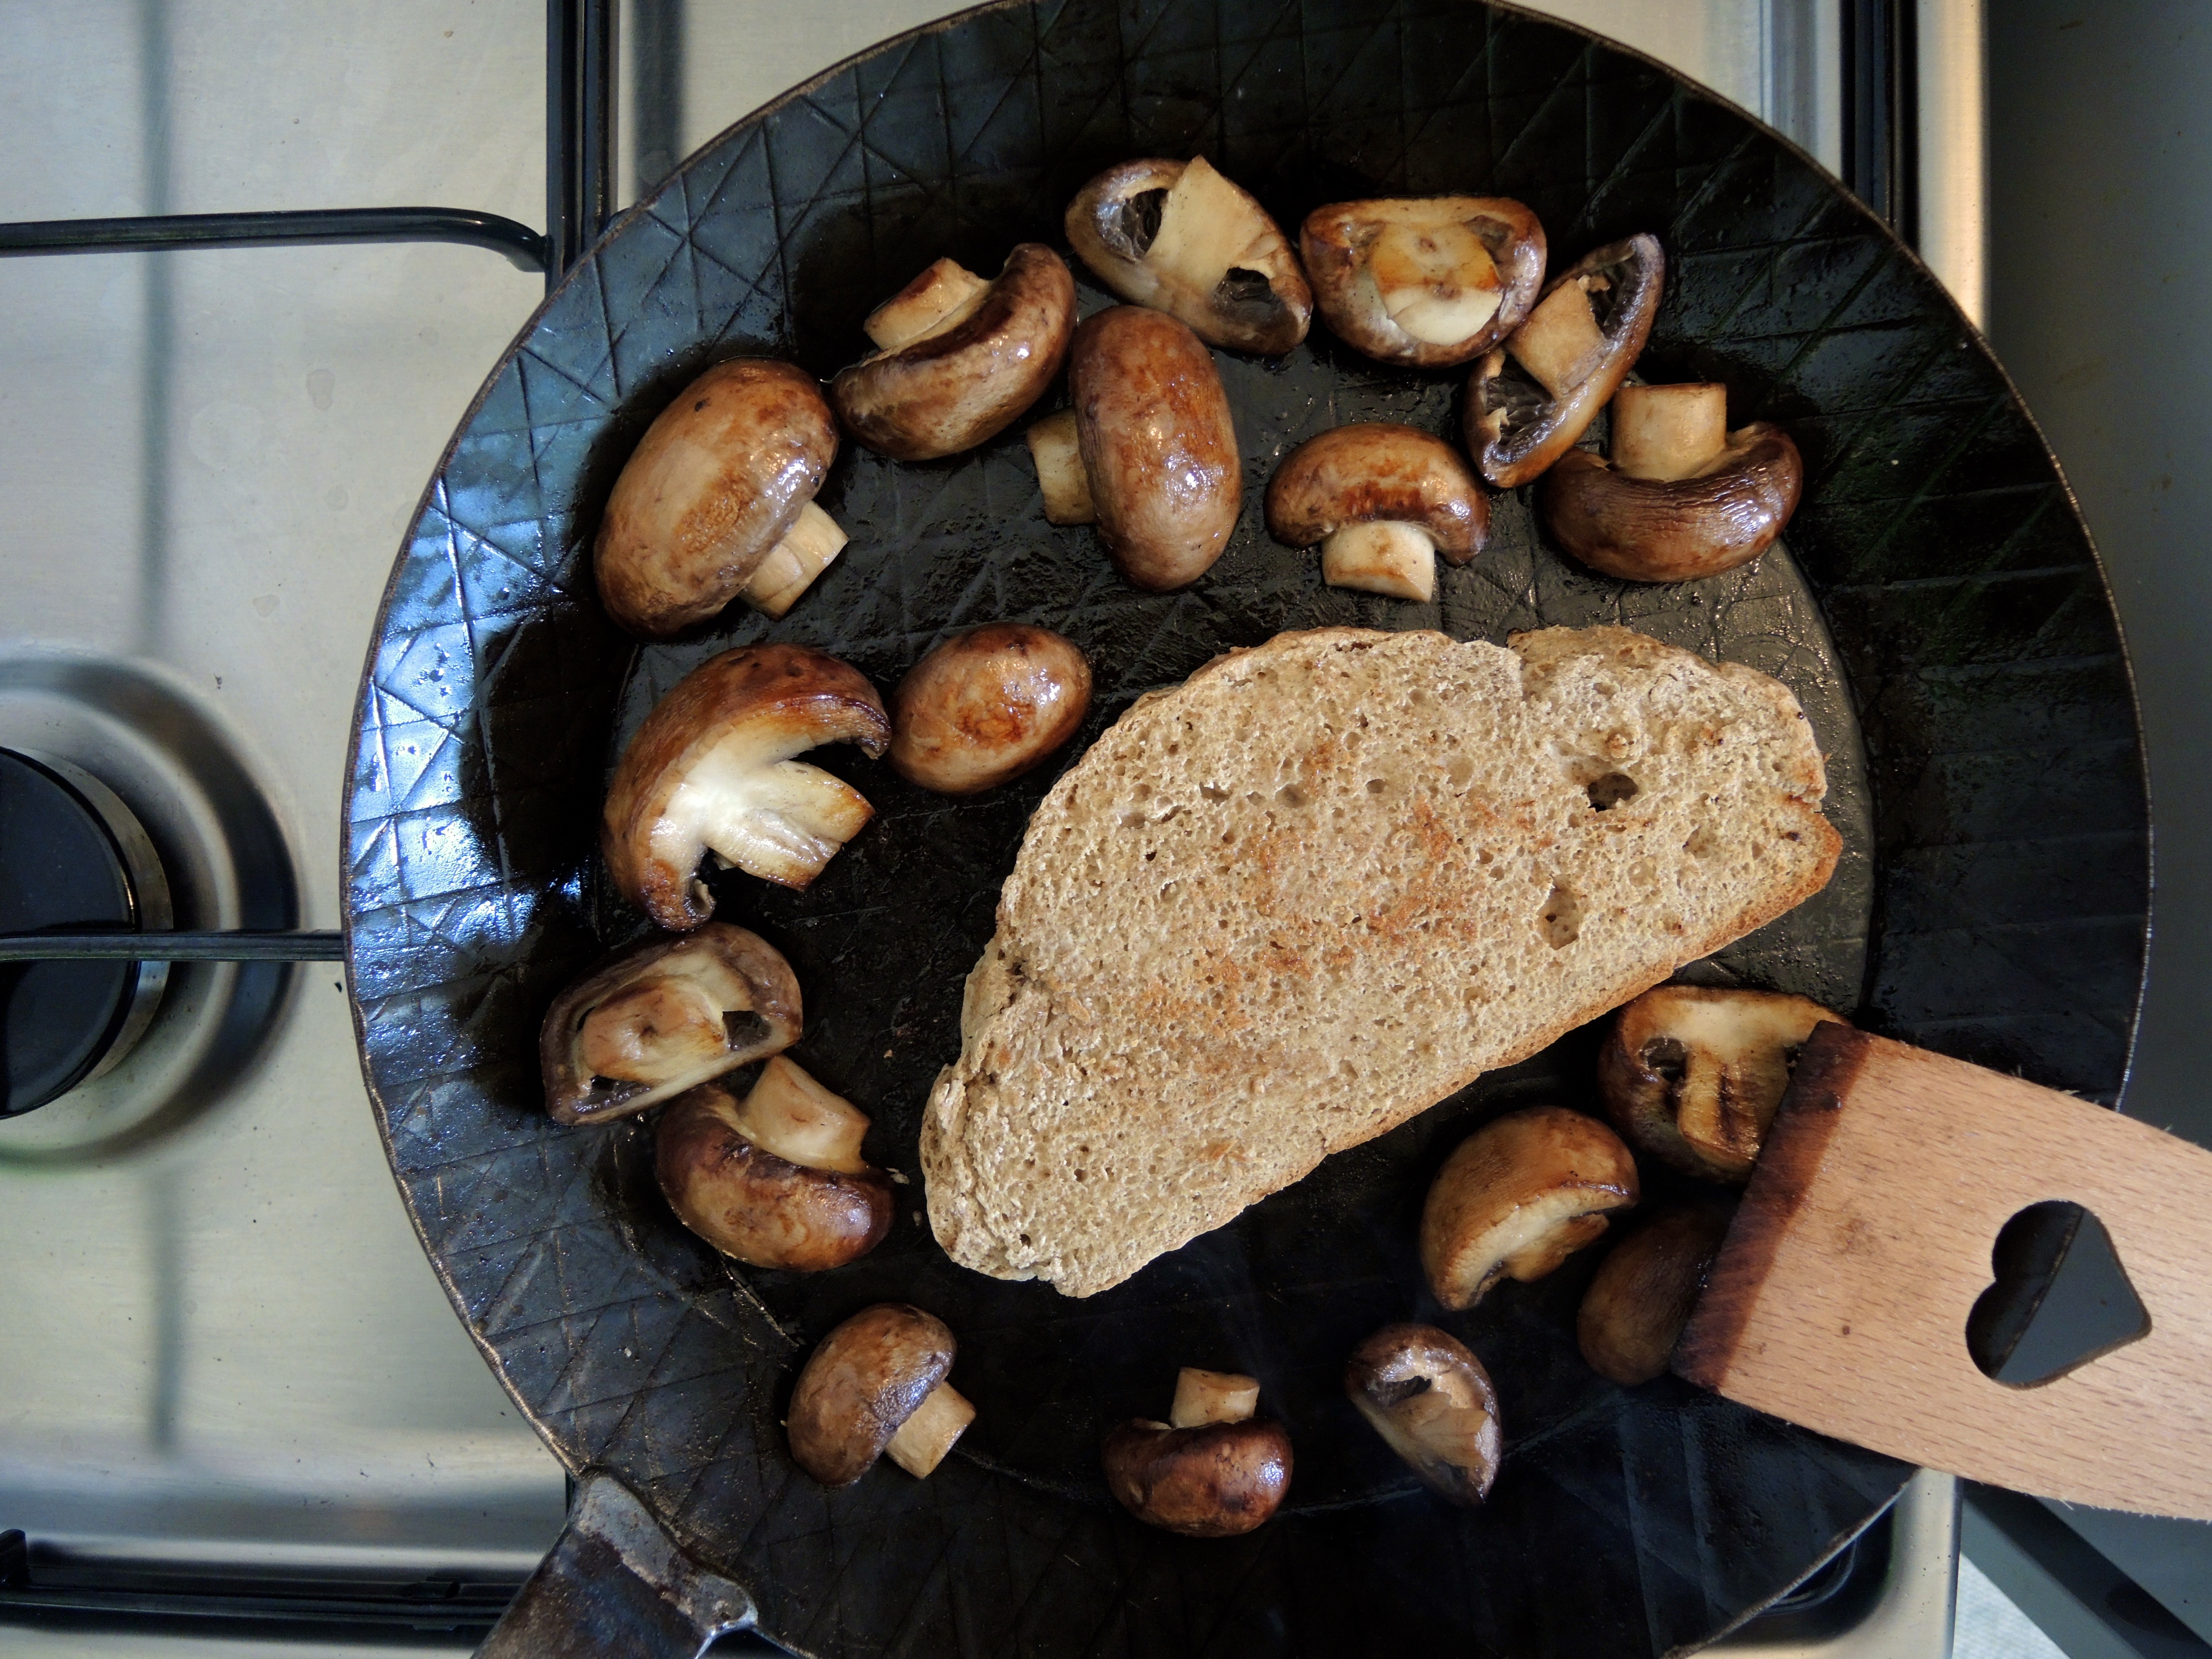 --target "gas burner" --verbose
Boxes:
[0,749,170,1114]
[0,650,303,1160]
